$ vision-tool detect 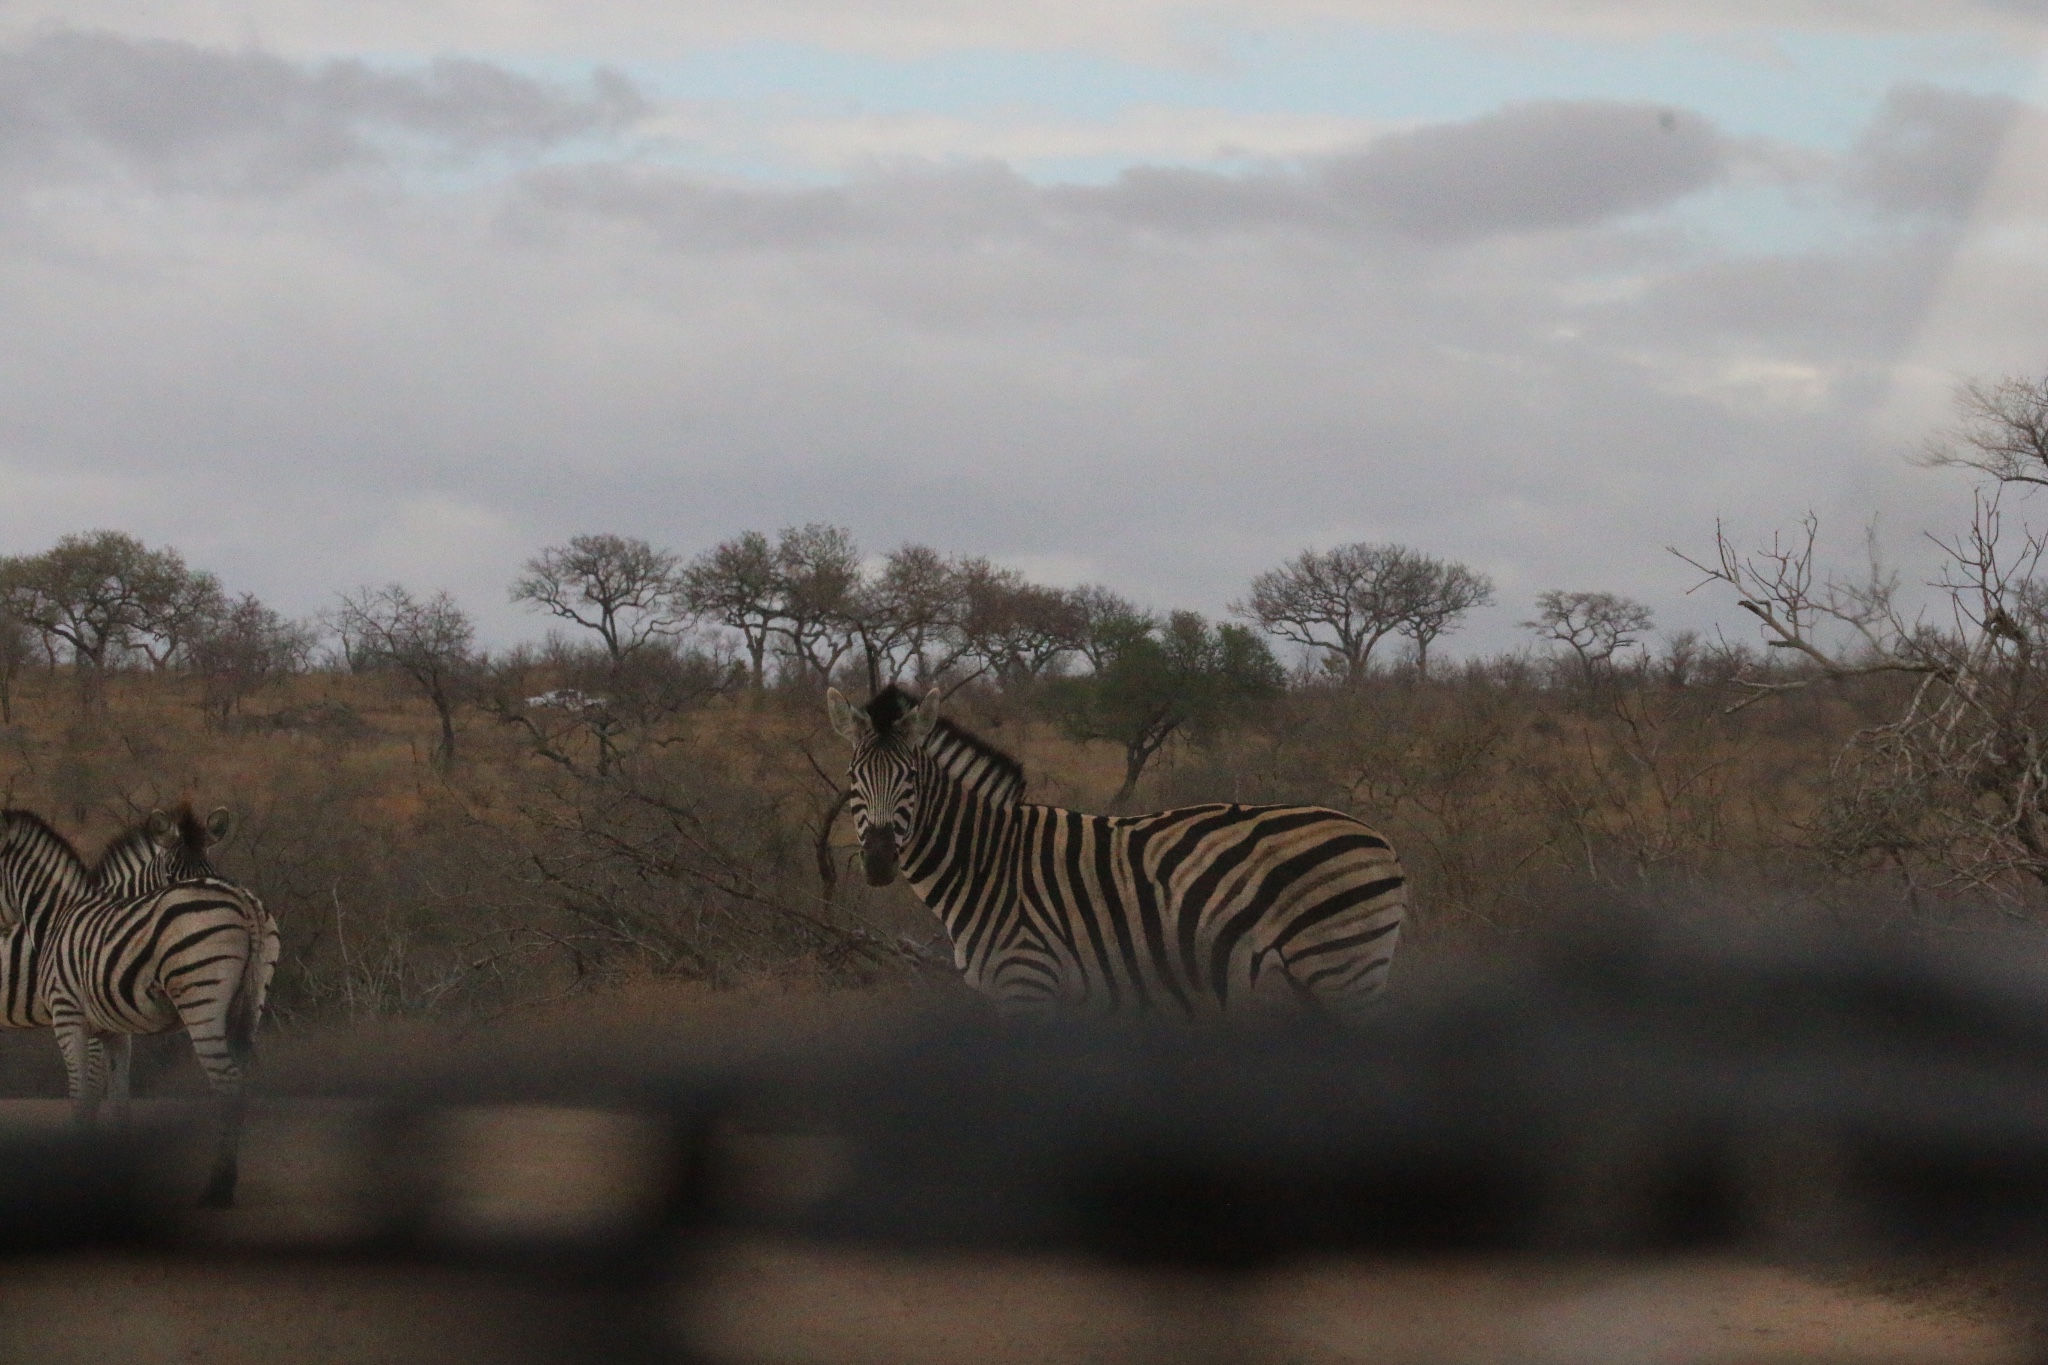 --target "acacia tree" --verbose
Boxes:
[0,605,29,724]
[334,585,478,768]
[1069,585,1155,673]
[772,523,862,687]
[960,568,1087,684]
[1525,590,1655,688]
[1052,610,1285,805]
[848,544,969,691]
[679,531,780,690]
[511,534,685,665]
[1237,542,1491,683]
[1395,558,1496,677]
[0,531,219,708]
